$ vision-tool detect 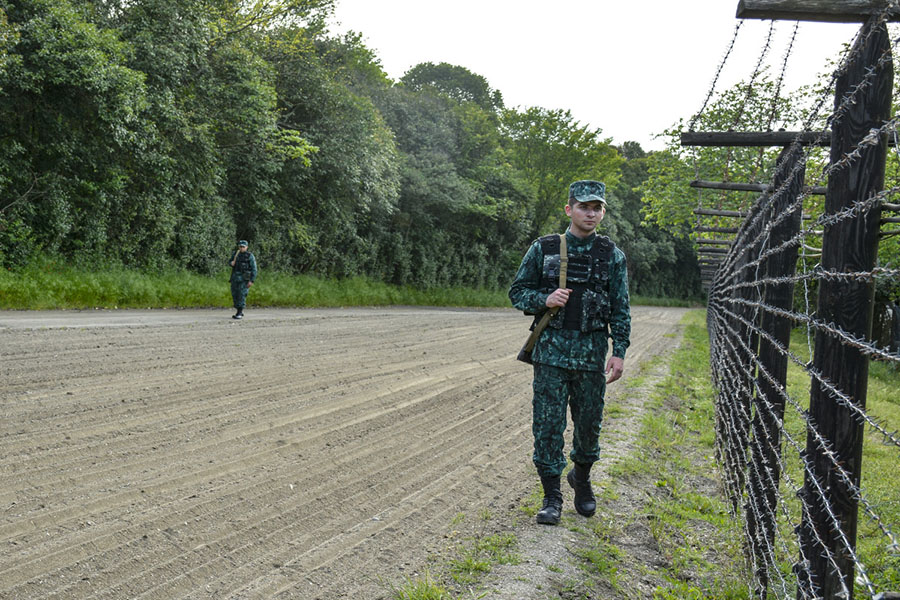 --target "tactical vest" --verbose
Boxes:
[233,251,254,281]
[535,234,615,333]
